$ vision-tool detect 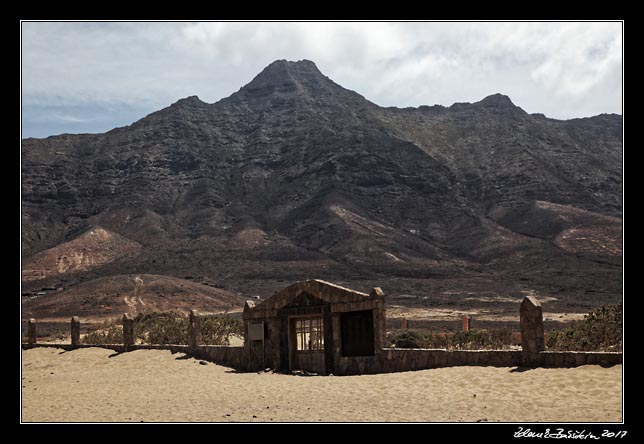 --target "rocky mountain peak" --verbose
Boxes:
[232,59,344,102]
[246,59,324,86]
[170,95,207,108]
[476,93,517,109]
